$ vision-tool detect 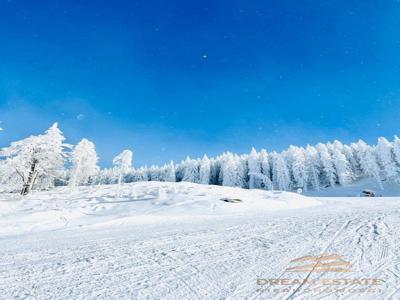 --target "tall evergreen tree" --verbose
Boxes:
[247,148,262,189]
[356,140,383,189]
[259,149,273,190]
[271,152,291,191]
[304,145,321,191]
[330,143,353,186]
[199,155,211,185]
[182,157,200,183]
[285,146,308,191]
[113,150,133,184]
[375,137,398,182]
[316,143,337,187]
[69,139,99,187]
